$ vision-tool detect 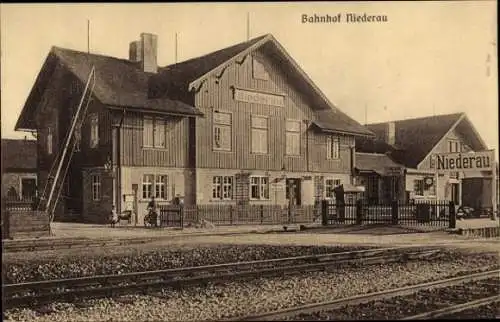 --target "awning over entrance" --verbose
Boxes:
[355,153,405,176]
